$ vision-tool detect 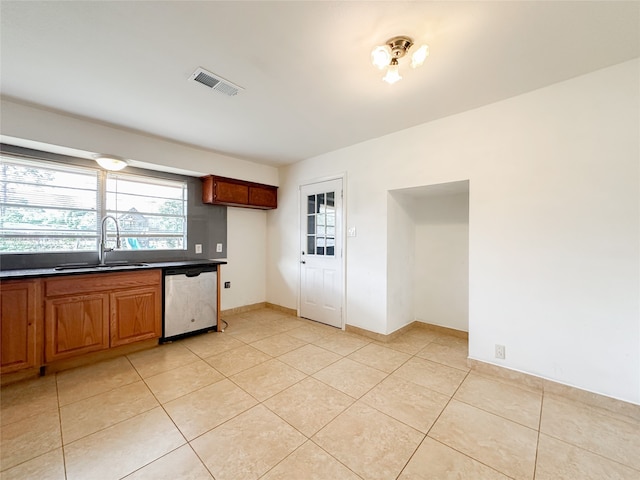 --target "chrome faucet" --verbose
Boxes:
[99,215,121,266]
